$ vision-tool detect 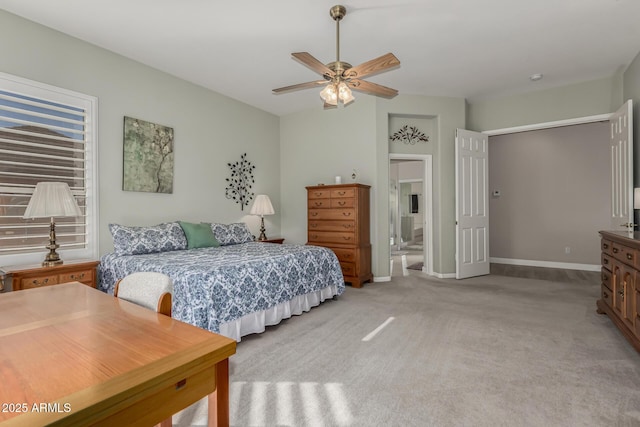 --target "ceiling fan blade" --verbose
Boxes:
[348,79,398,98]
[291,52,335,78]
[272,80,327,94]
[344,53,400,80]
